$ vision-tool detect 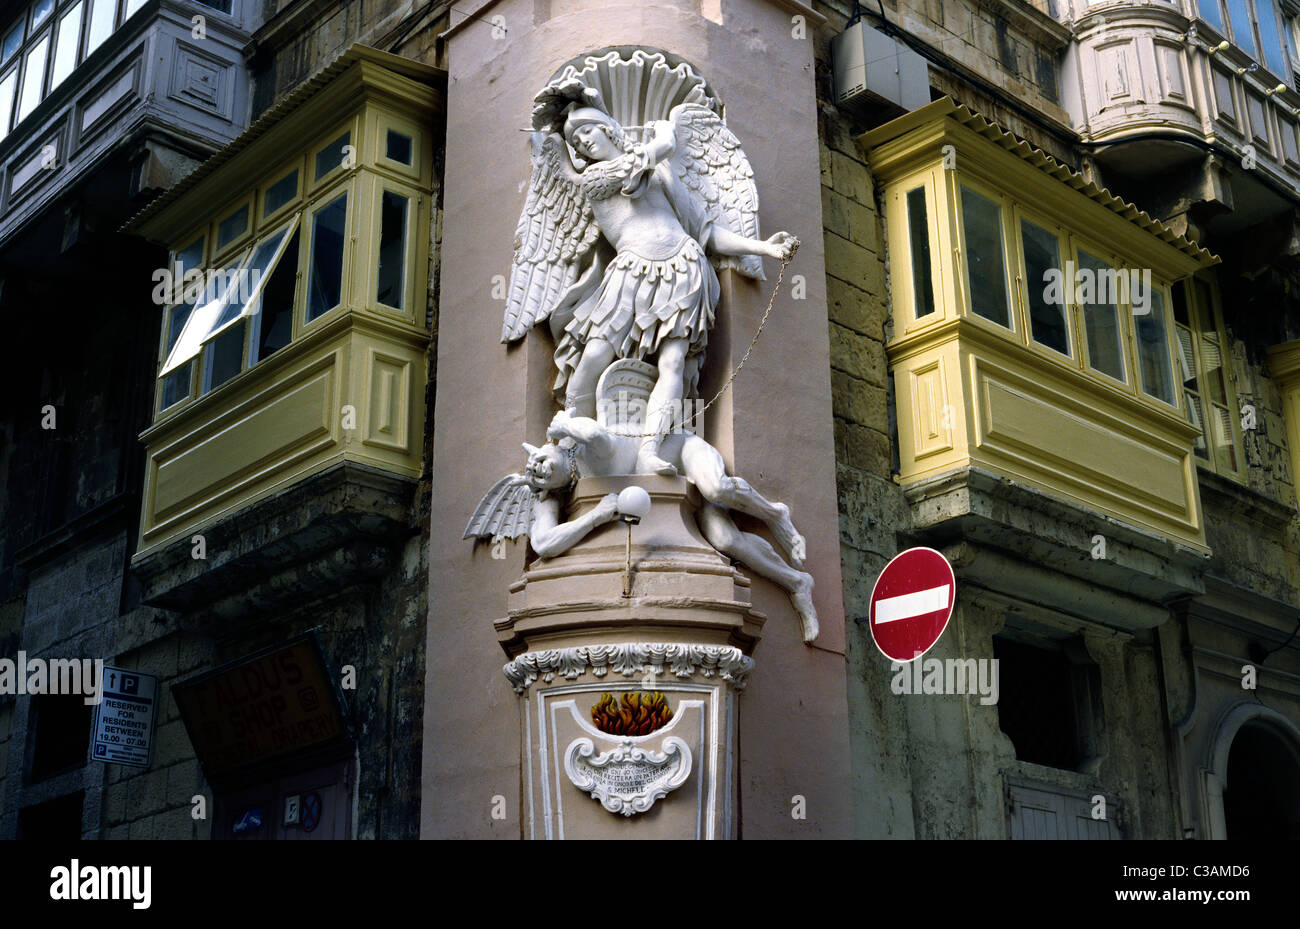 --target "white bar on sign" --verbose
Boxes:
[875,585,950,624]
